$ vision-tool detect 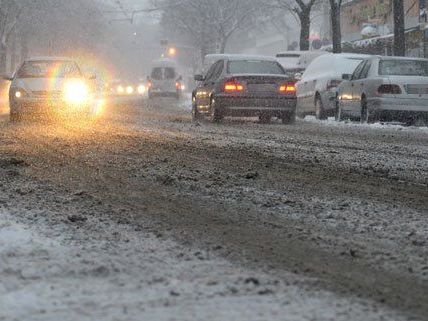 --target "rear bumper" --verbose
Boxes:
[368,97,428,112]
[149,91,179,98]
[368,97,428,121]
[215,95,296,117]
